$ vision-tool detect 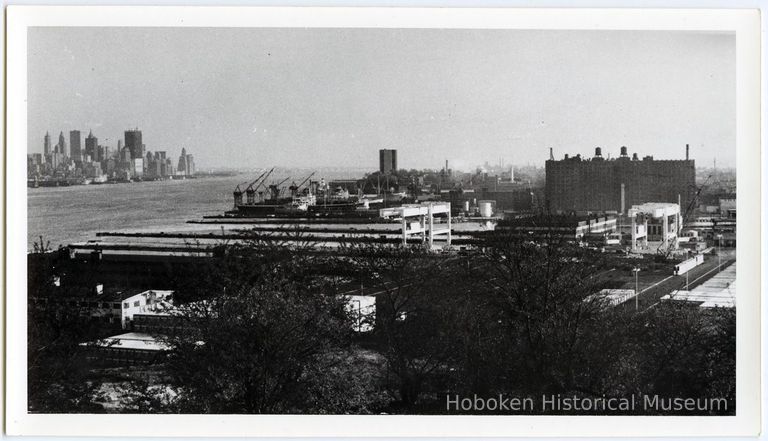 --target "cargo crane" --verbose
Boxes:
[245,168,274,204]
[289,172,316,197]
[268,177,291,200]
[657,174,712,258]
[233,181,250,207]
[683,175,712,225]
[235,168,271,206]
